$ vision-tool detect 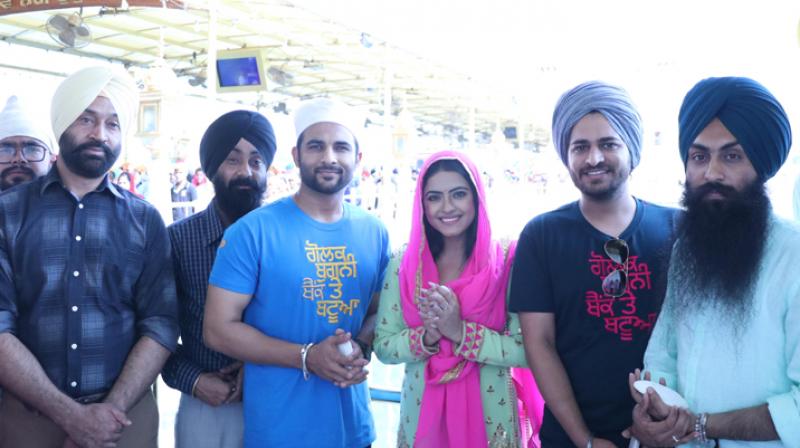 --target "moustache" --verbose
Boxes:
[580,164,611,174]
[314,165,343,175]
[2,165,35,177]
[687,182,738,201]
[72,140,113,158]
[228,177,261,190]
